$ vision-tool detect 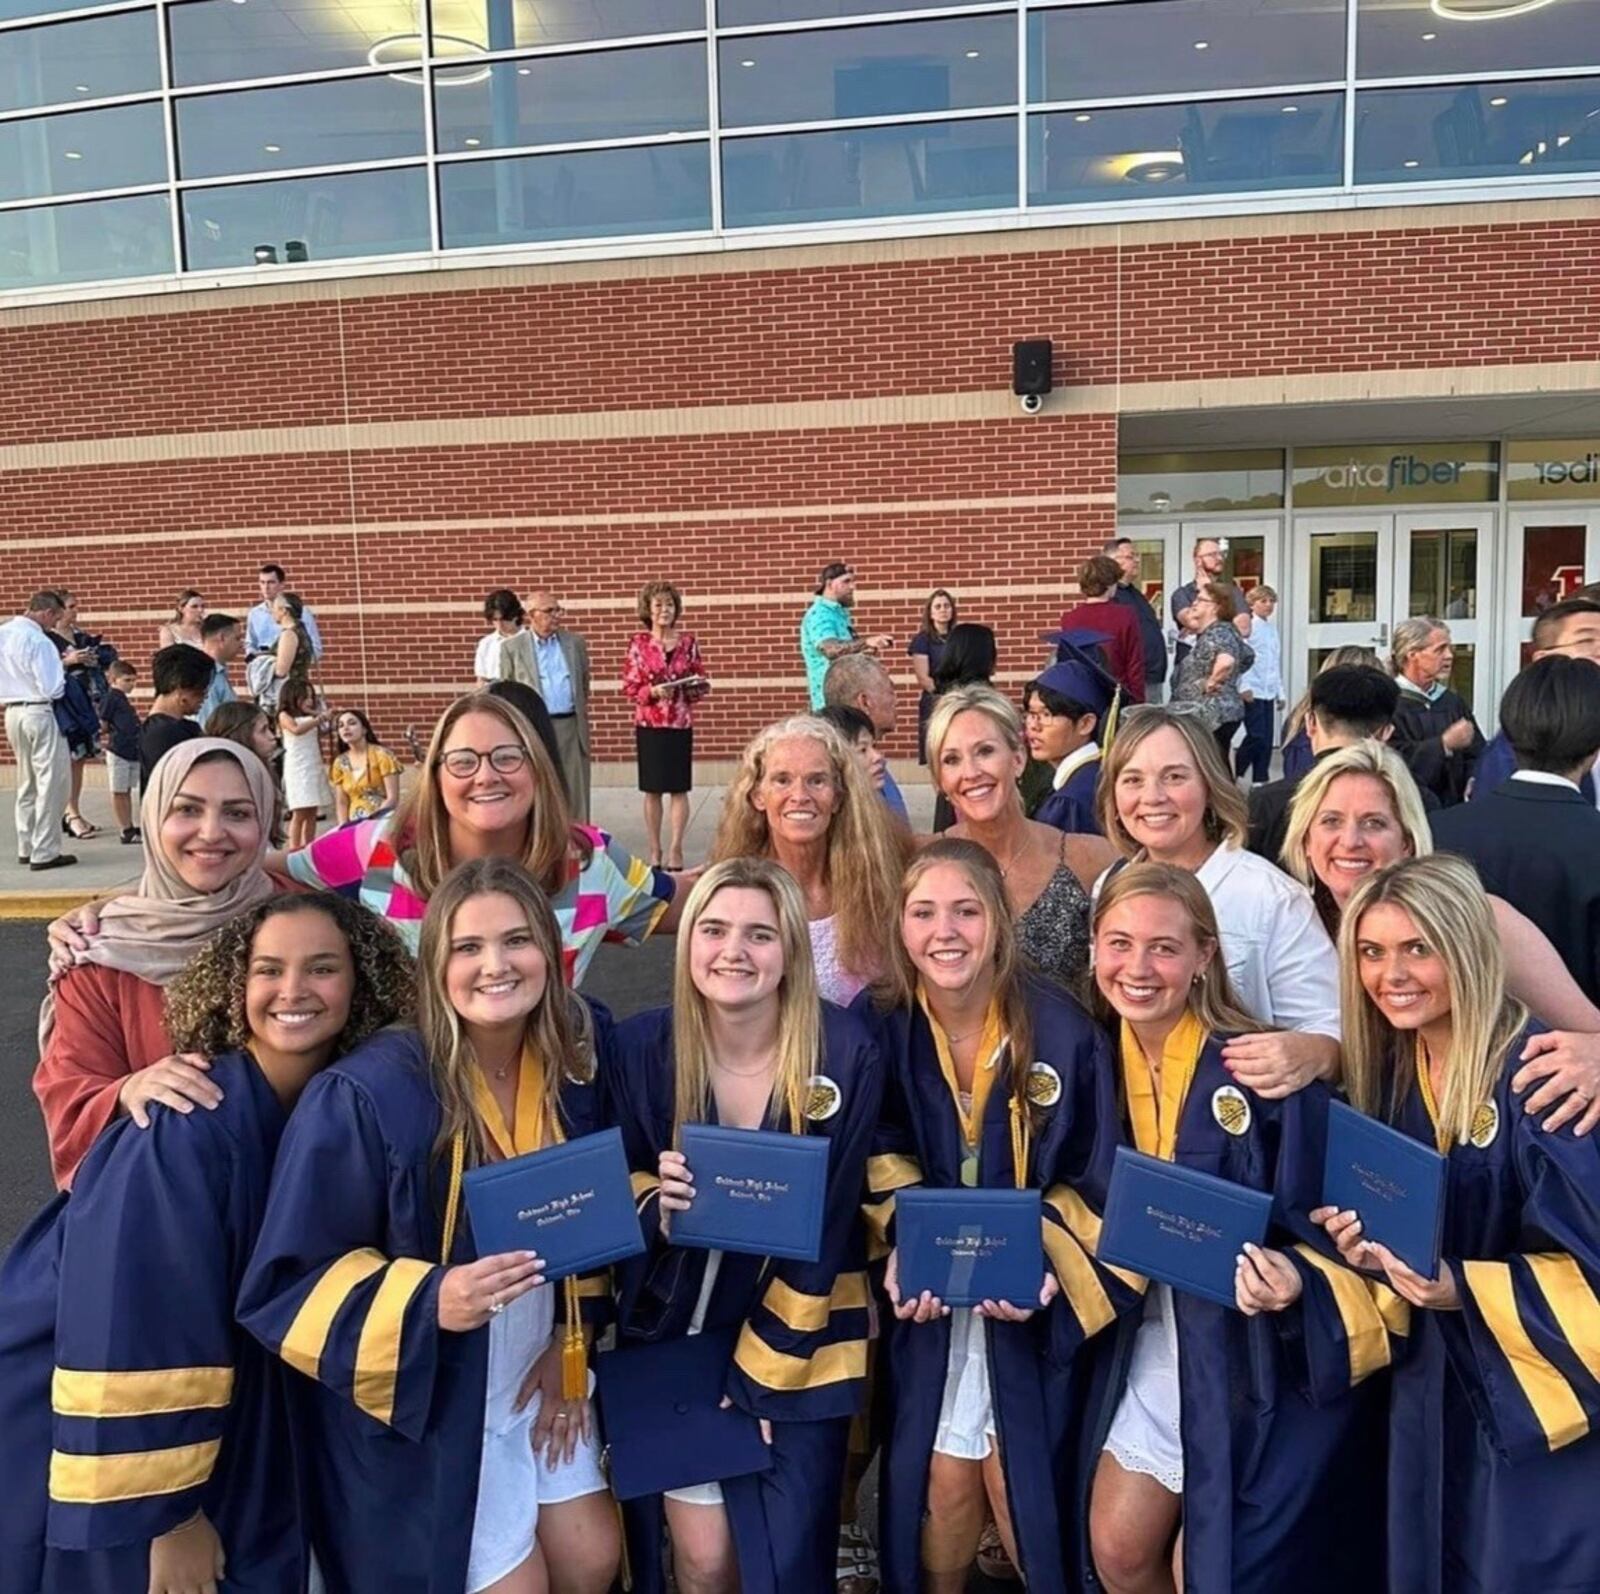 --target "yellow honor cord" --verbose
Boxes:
[1414,1036,1451,1154]
[561,1279,587,1400]
[1008,1090,1030,1191]
[1119,1011,1207,1161]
